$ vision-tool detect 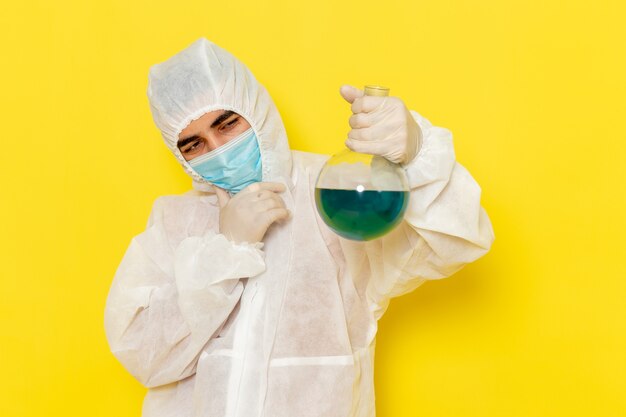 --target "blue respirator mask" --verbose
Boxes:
[188,128,262,194]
